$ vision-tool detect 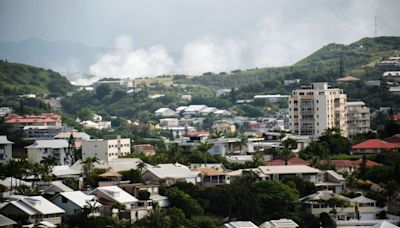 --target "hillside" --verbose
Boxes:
[0,60,75,97]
